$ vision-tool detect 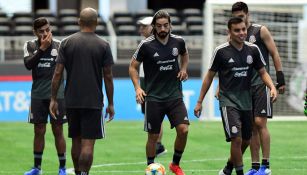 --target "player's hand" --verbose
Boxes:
[276,71,285,94]
[194,102,202,118]
[215,87,220,100]
[276,84,285,94]
[40,32,52,51]
[135,87,146,104]
[105,104,115,123]
[49,98,58,119]
[177,70,188,81]
[270,86,278,103]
